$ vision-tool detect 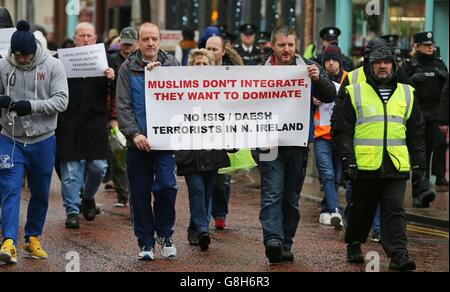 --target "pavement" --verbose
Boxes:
[0,169,448,272]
